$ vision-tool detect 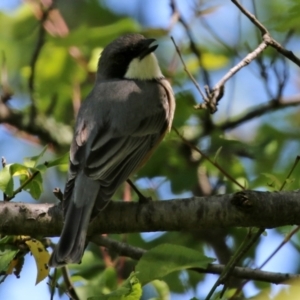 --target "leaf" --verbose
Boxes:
[0,244,19,274]
[9,163,30,177]
[185,52,228,73]
[46,151,69,168]
[24,237,50,284]
[261,173,282,189]
[23,146,48,168]
[214,146,223,163]
[151,280,170,299]
[20,169,43,200]
[88,272,142,300]
[0,236,15,245]
[0,165,13,196]
[136,244,215,285]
